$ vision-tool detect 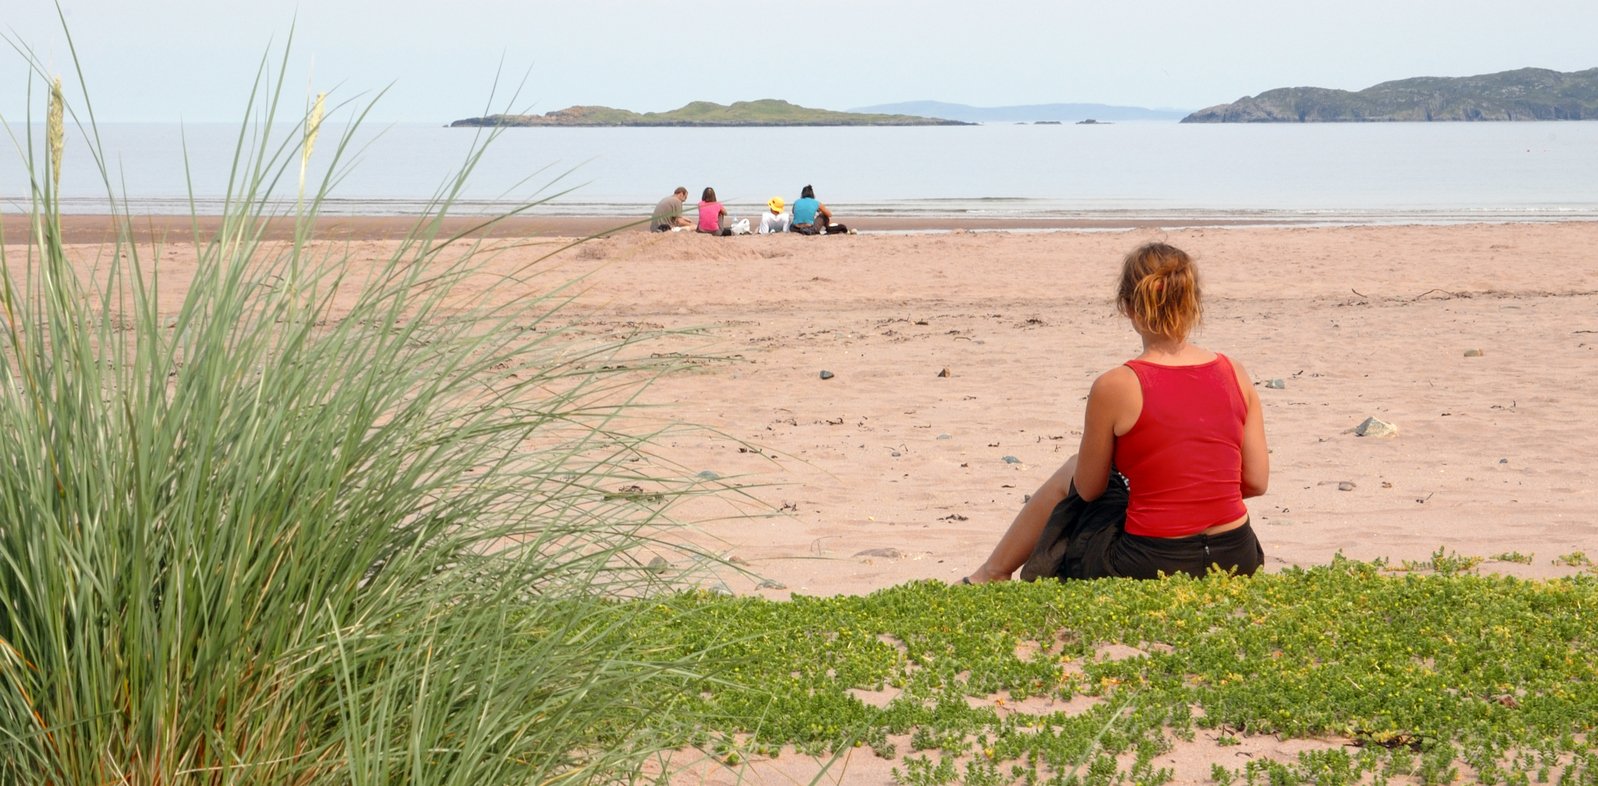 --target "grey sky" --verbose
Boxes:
[4,1,1596,123]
